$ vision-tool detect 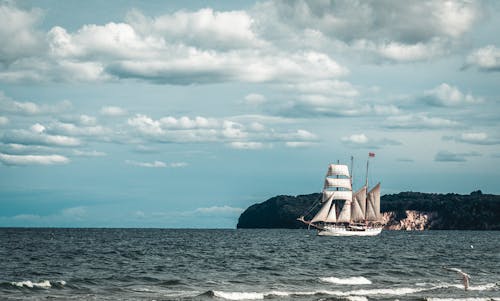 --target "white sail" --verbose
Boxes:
[365,201,377,221]
[365,184,380,221]
[311,199,332,223]
[324,178,352,190]
[326,164,350,177]
[322,190,335,202]
[351,187,366,222]
[354,186,367,217]
[325,203,337,223]
[337,200,351,223]
[369,183,381,219]
[322,190,352,201]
